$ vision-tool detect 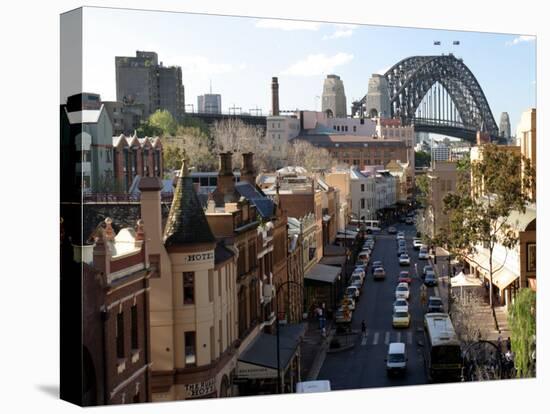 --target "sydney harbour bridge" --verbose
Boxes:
[351,54,500,142]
